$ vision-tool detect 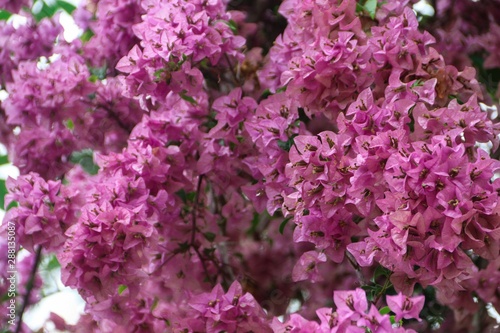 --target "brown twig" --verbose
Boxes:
[190,175,215,284]
[373,273,393,307]
[345,251,367,286]
[16,246,42,333]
